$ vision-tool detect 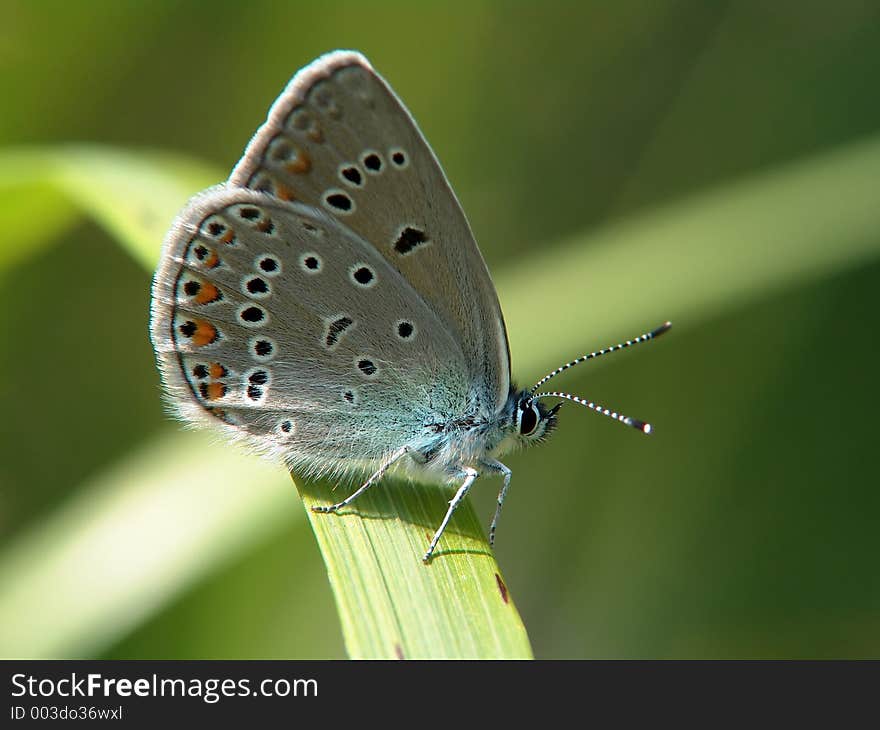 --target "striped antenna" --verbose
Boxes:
[531,391,653,434]
[529,321,672,395]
